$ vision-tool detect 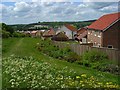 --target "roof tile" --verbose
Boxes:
[87,12,120,30]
